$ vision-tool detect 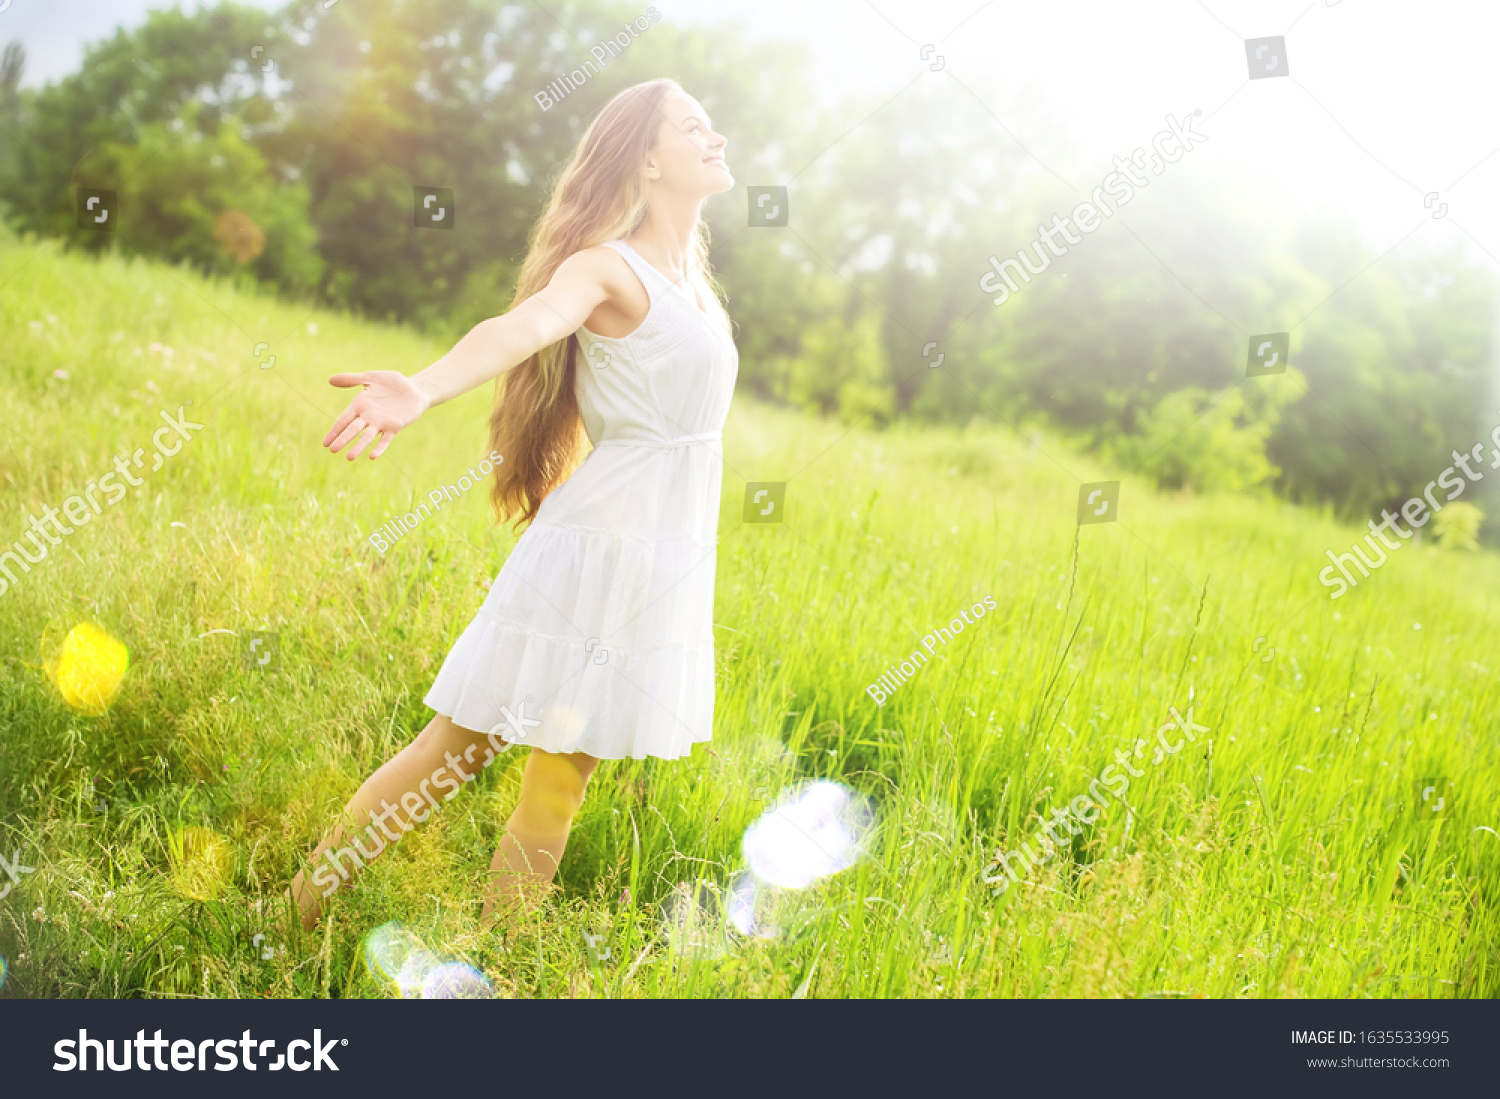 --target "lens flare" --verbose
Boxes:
[422,962,494,999]
[362,923,492,998]
[660,880,730,959]
[742,780,875,889]
[0,955,7,993]
[166,826,233,901]
[42,622,128,716]
[396,949,440,999]
[363,922,425,985]
[728,871,782,940]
